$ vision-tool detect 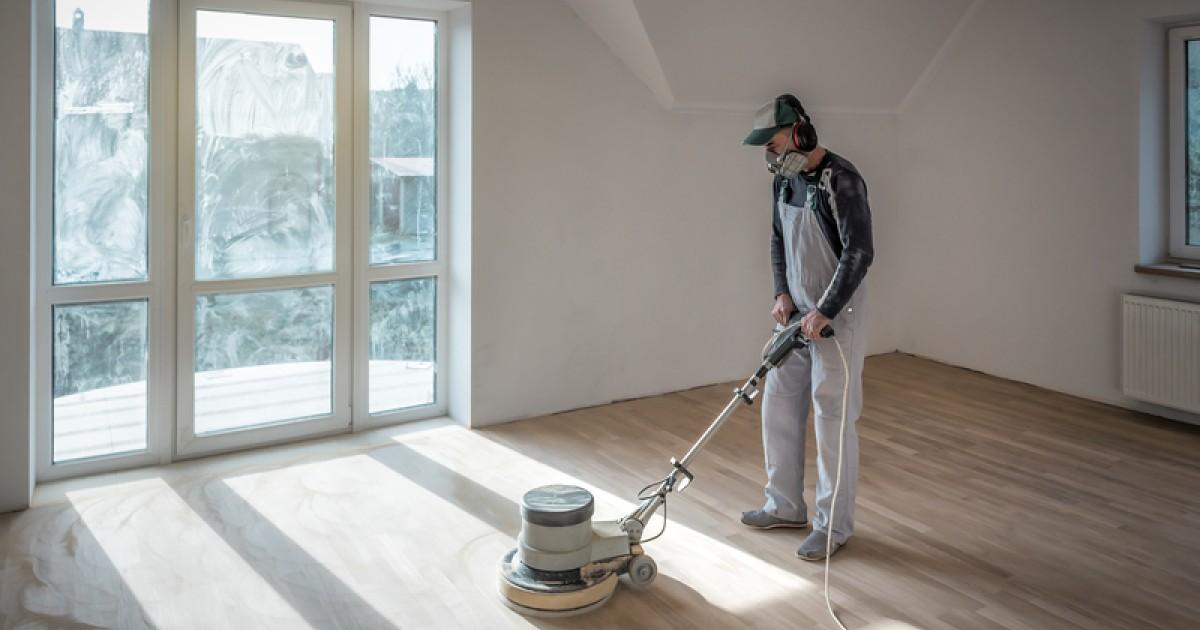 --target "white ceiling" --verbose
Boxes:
[564,0,975,114]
